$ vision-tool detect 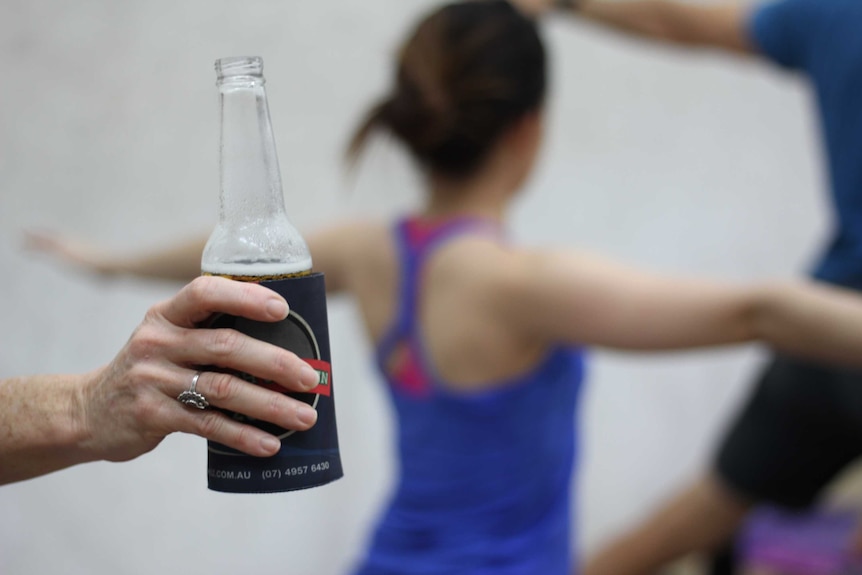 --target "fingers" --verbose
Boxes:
[132,314,319,394]
[181,369,318,429]
[153,277,318,393]
[22,229,53,251]
[170,370,318,457]
[170,326,320,393]
[22,228,113,274]
[22,229,79,260]
[171,405,284,457]
[157,276,289,328]
[136,275,322,457]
